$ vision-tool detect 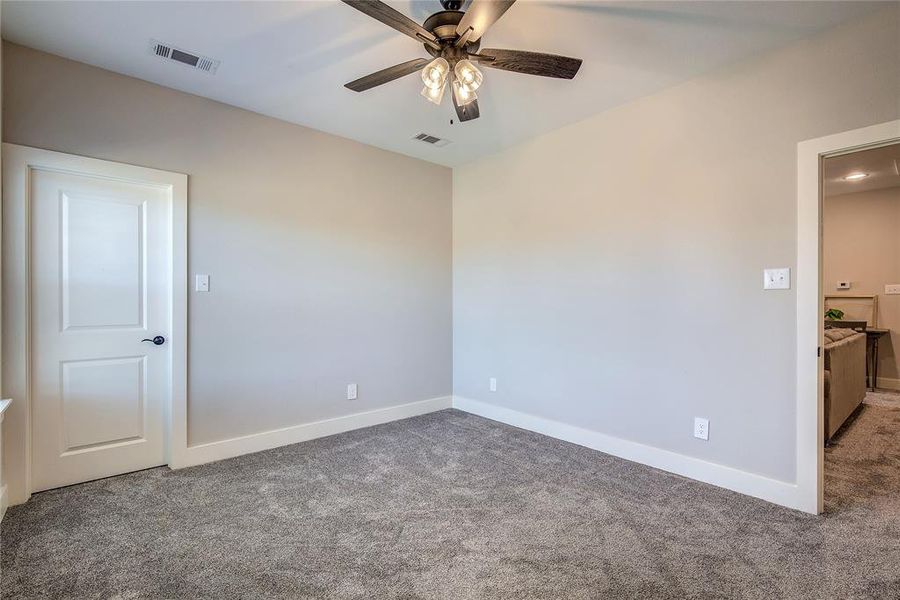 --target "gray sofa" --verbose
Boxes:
[823,328,867,442]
